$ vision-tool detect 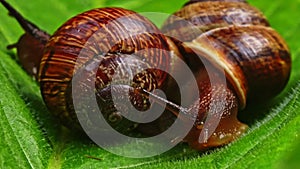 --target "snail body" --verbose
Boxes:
[0,0,291,151]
